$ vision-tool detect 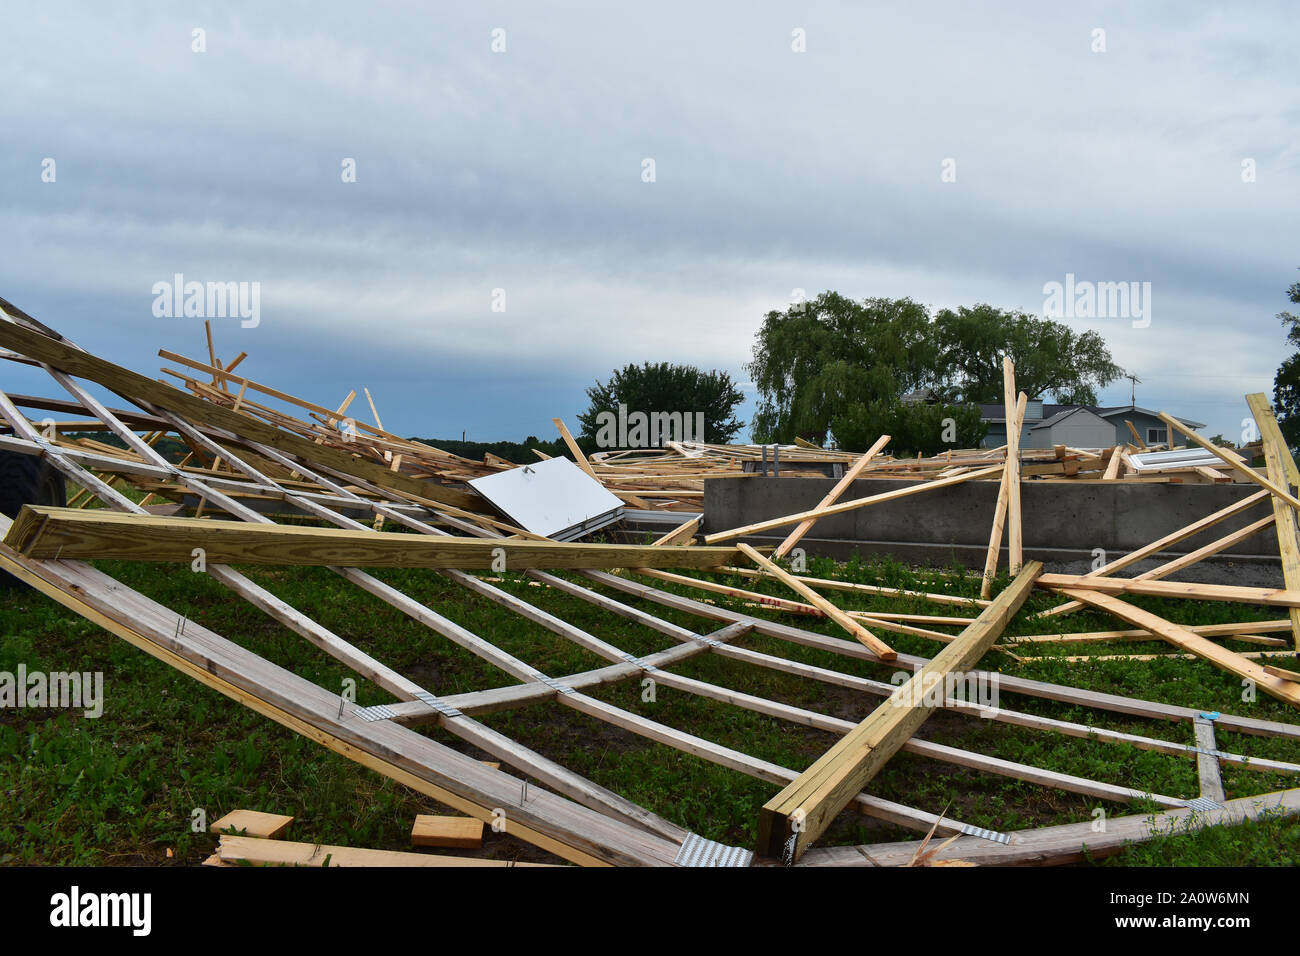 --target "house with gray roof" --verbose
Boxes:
[977,402,1205,450]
